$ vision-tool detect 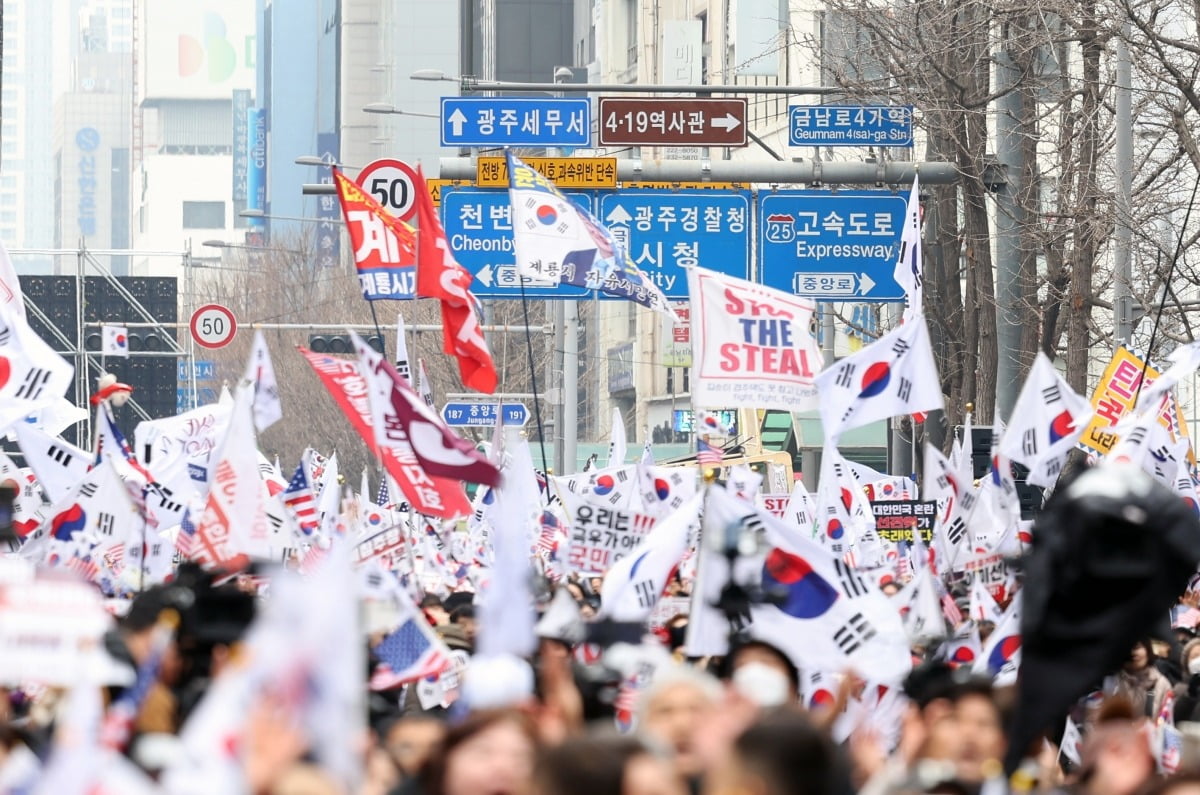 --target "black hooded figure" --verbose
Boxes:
[1004,462,1200,774]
